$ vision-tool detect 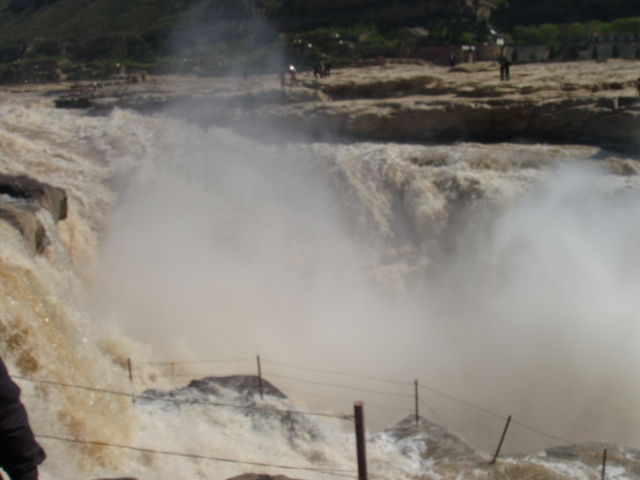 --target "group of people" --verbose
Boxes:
[126,70,146,84]
[313,58,332,79]
[279,56,333,88]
